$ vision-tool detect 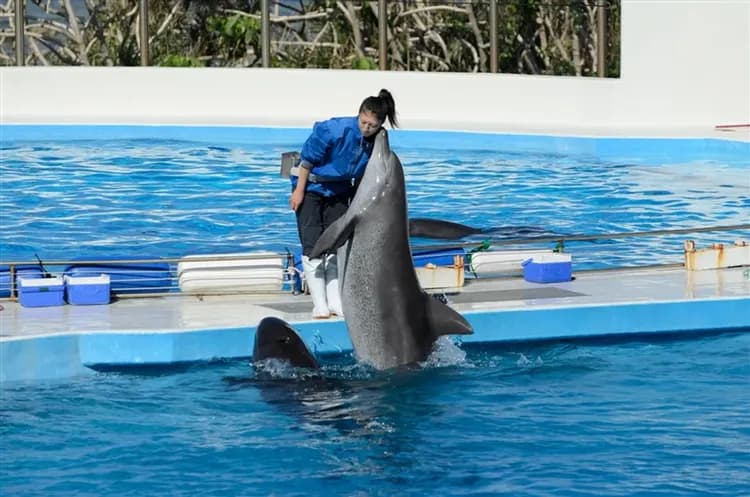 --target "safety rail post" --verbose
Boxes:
[261,0,270,67]
[378,0,387,70]
[14,0,24,65]
[489,0,498,73]
[139,0,150,66]
[597,0,607,77]
[9,264,16,302]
